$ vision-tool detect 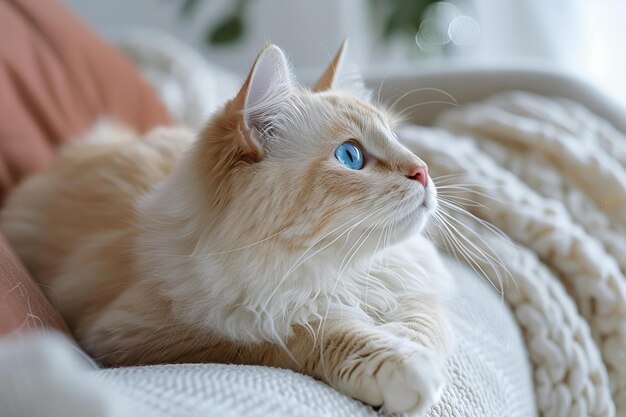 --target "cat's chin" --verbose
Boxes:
[397,212,429,239]
[397,190,436,227]
[379,207,432,247]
